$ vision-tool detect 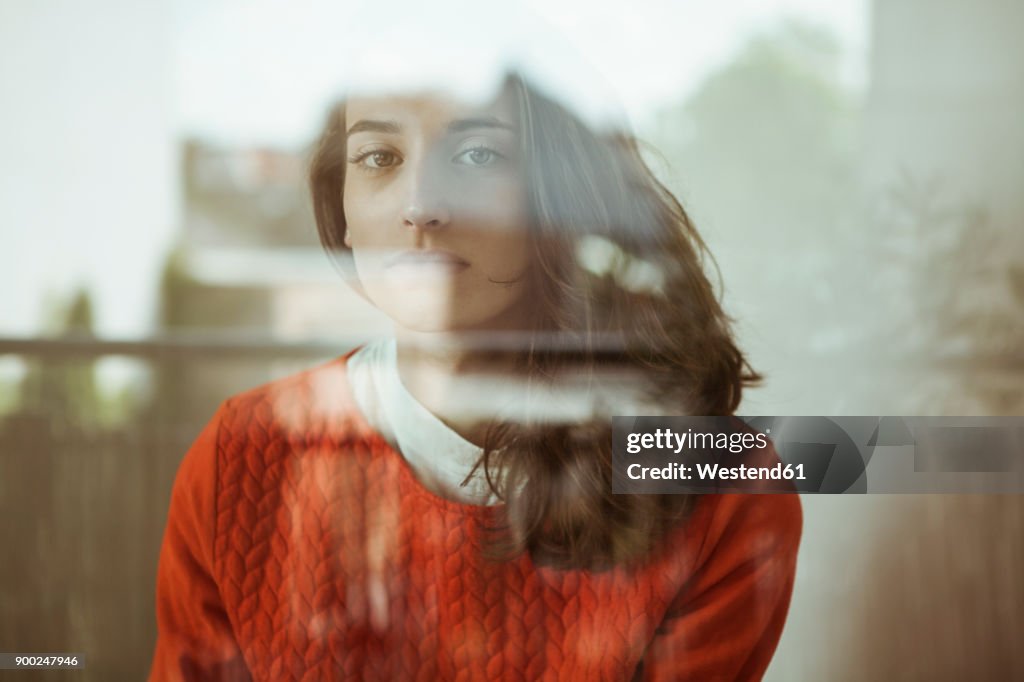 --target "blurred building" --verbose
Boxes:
[176,138,386,340]
[182,140,315,248]
[152,140,387,424]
